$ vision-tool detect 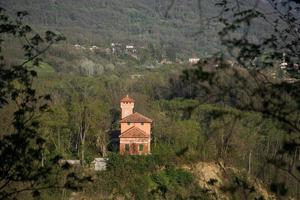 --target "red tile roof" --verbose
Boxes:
[120,112,153,123]
[120,95,135,103]
[119,127,149,138]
